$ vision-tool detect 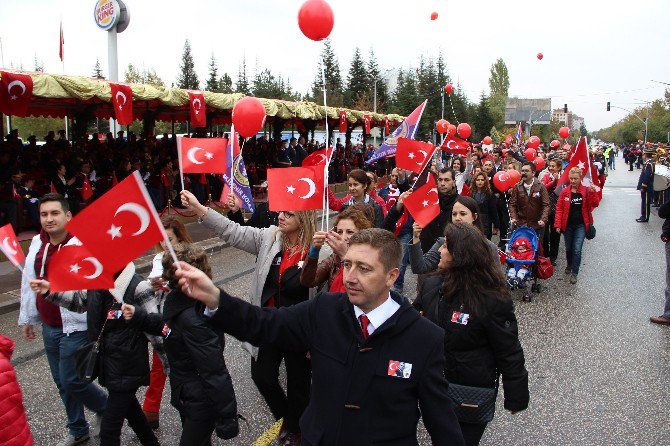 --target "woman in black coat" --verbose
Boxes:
[123,244,239,445]
[469,171,499,240]
[414,223,529,446]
